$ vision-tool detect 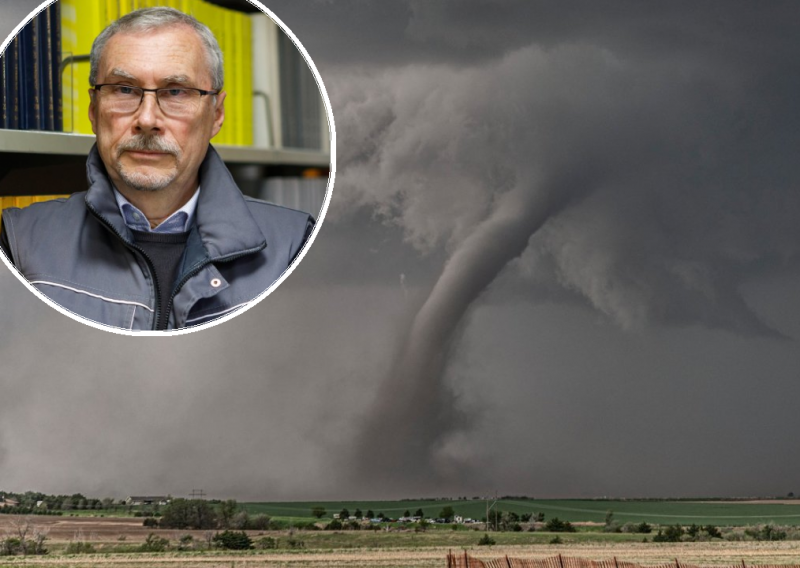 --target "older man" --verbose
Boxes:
[0,8,313,331]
